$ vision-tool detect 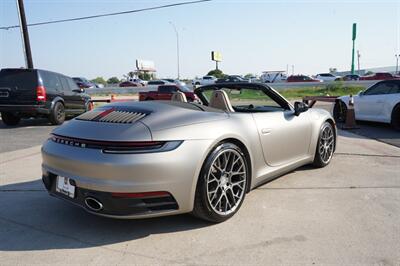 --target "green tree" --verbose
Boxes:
[91,77,106,85]
[244,73,254,79]
[207,69,225,78]
[138,72,153,81]
[107,77,120,84]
